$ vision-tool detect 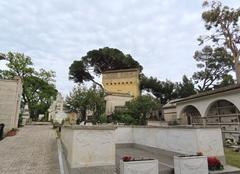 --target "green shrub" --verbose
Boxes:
[99,114,108,123]
[121,113,136,125]
[112,110,137,125]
